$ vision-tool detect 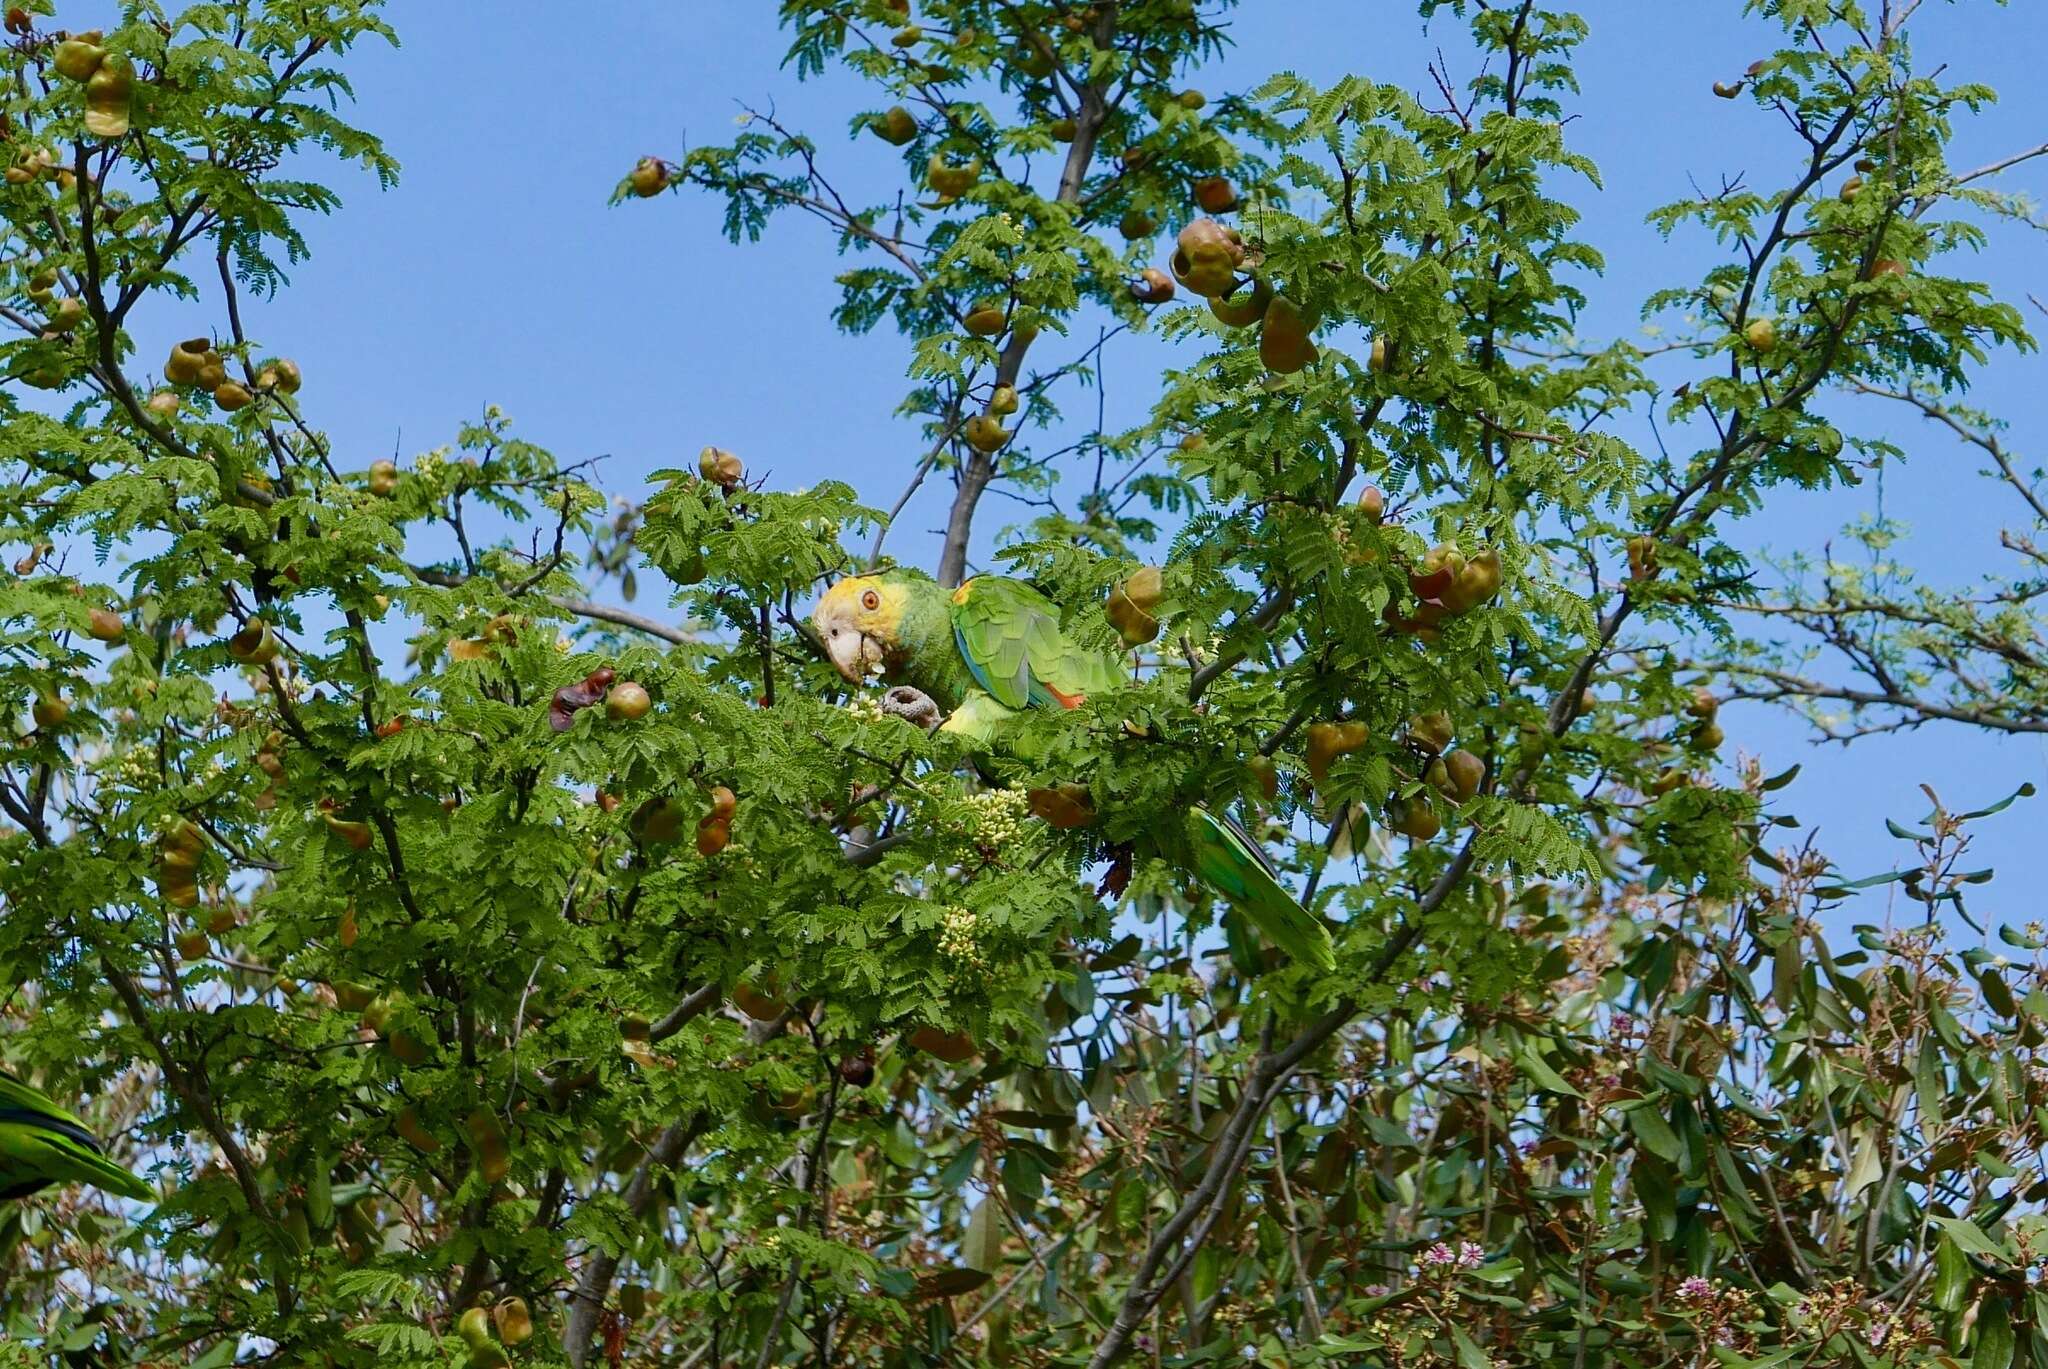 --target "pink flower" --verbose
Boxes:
[1458,1241,1485,1269]
[1677,1276,1713,1300]
[1421,1242,1456,1268]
